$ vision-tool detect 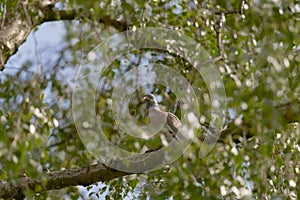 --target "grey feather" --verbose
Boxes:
[144,94,182,140]
[166,112,182,136]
